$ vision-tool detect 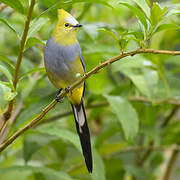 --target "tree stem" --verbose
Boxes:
[1,0,36,126]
